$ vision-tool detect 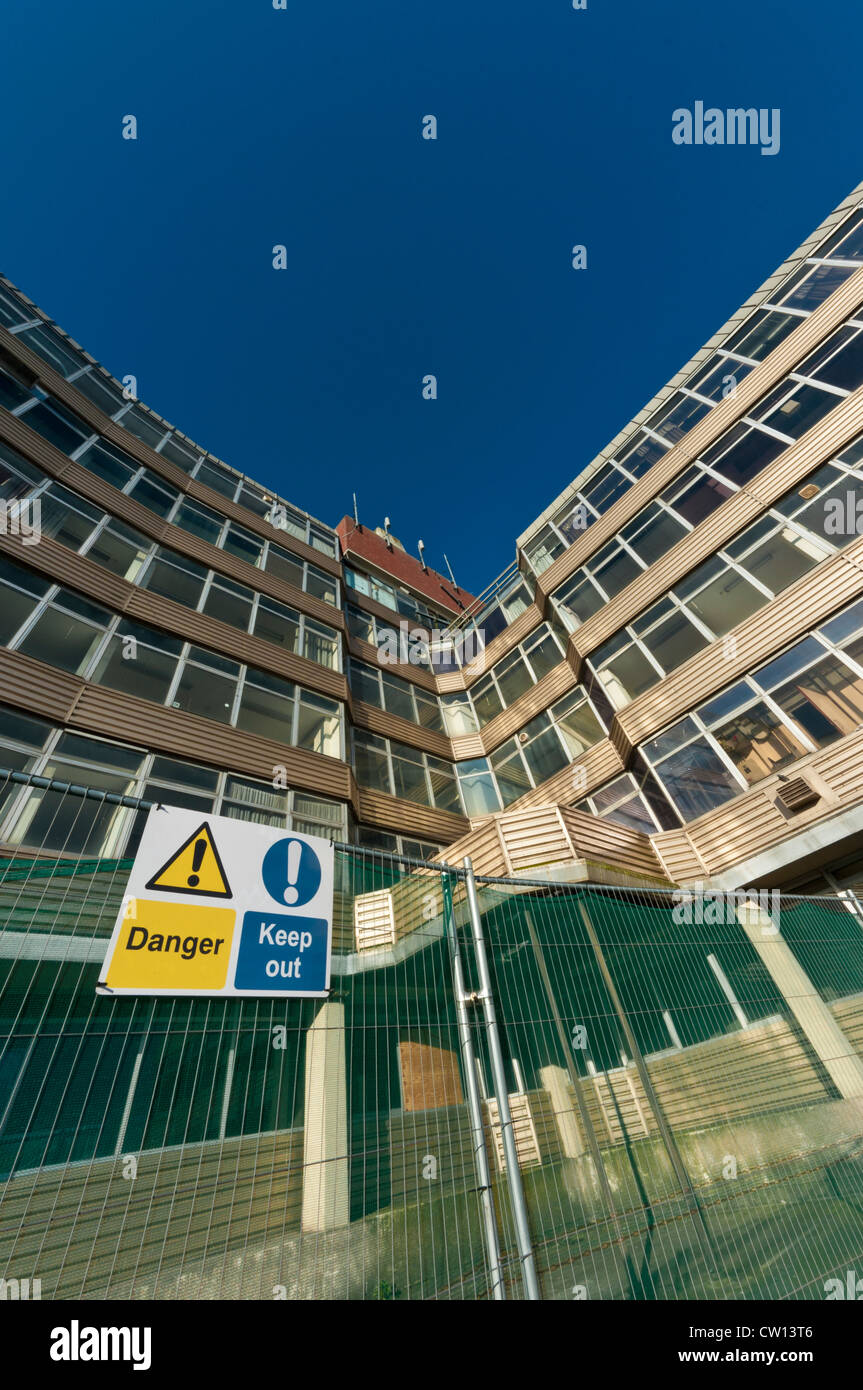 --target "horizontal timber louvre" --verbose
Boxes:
[1,769,863,1299]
